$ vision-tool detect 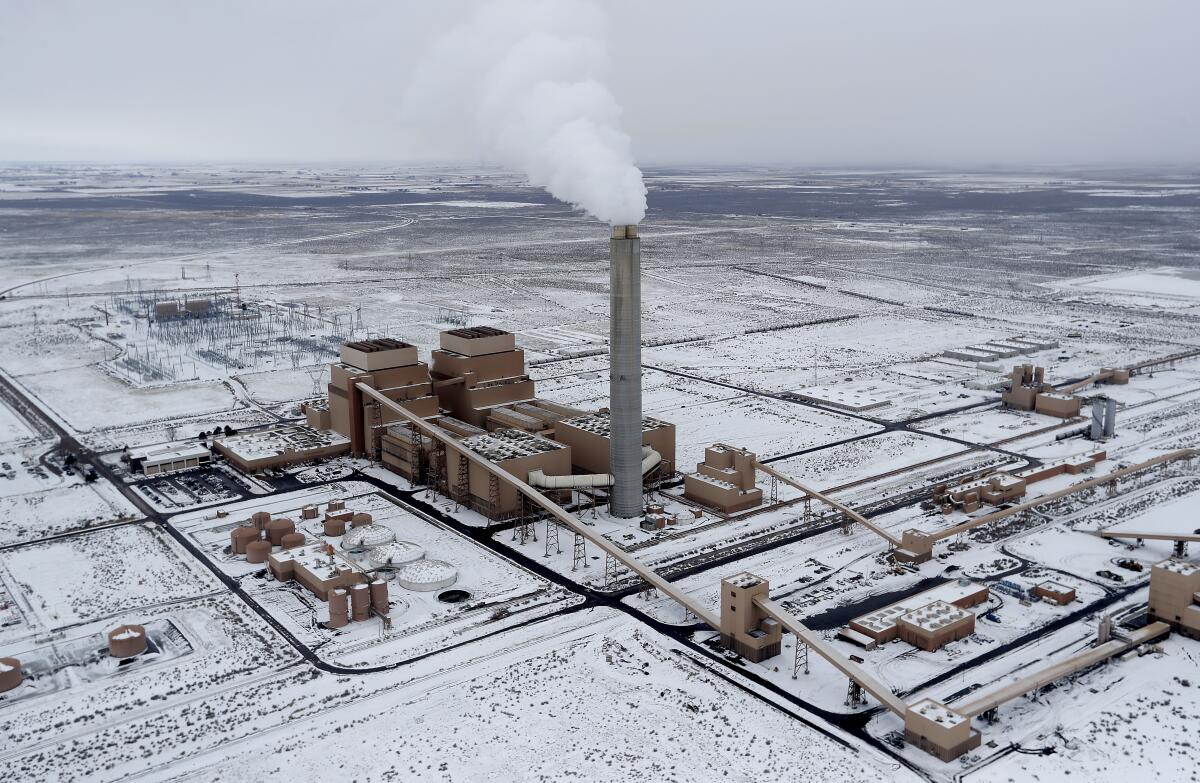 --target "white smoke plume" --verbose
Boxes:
[402,0,647,225]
